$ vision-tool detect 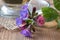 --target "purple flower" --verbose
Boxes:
[16,17,26,26]
[20,3,29,20]
[36,15,45,26]
[20,9,29,20]
[16,3,29,28]
[21,3,28,10]
[21,29,32,37]
[16,17,23,26]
